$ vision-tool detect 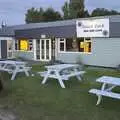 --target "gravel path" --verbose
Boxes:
[0,109,18,120]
